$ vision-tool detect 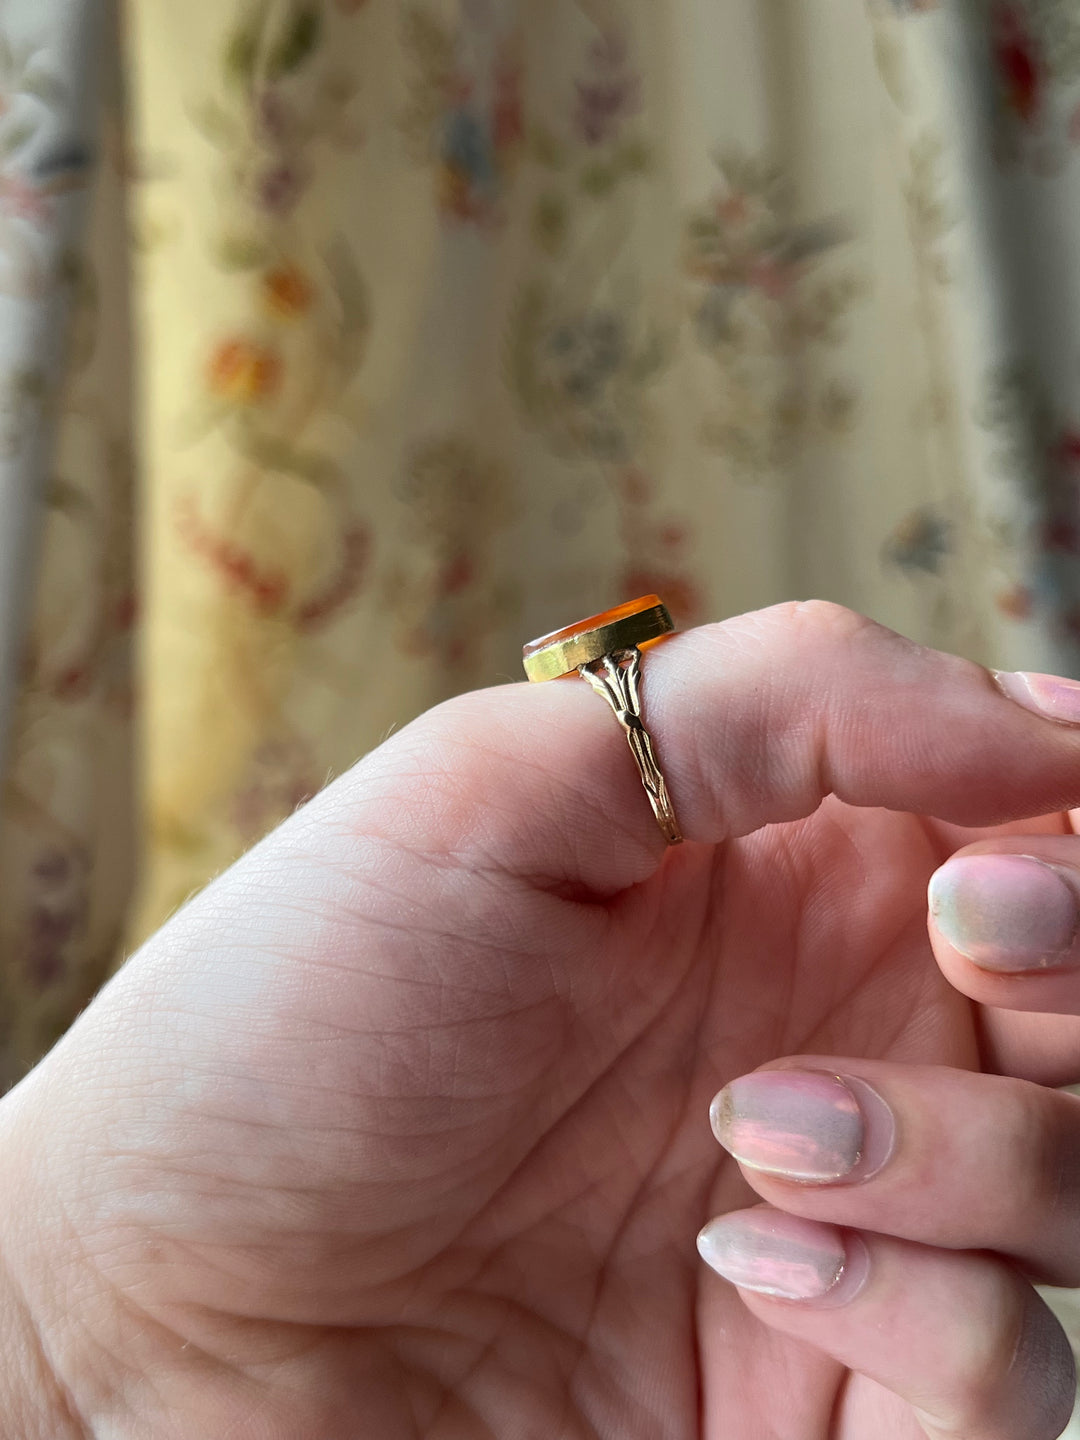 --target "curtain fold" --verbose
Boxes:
[0,0,133,1085]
